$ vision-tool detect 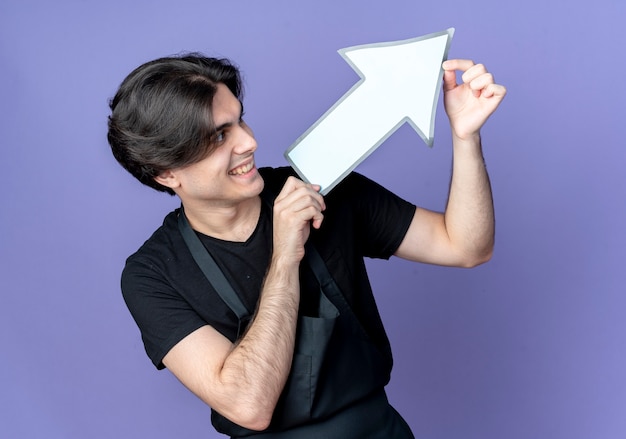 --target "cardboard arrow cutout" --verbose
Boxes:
[285,28,455,194]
